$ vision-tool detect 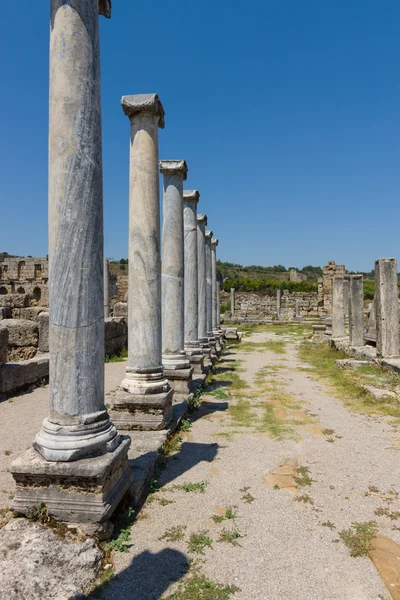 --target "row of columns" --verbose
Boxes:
[11,1,223,527]
[331,258,399,359]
